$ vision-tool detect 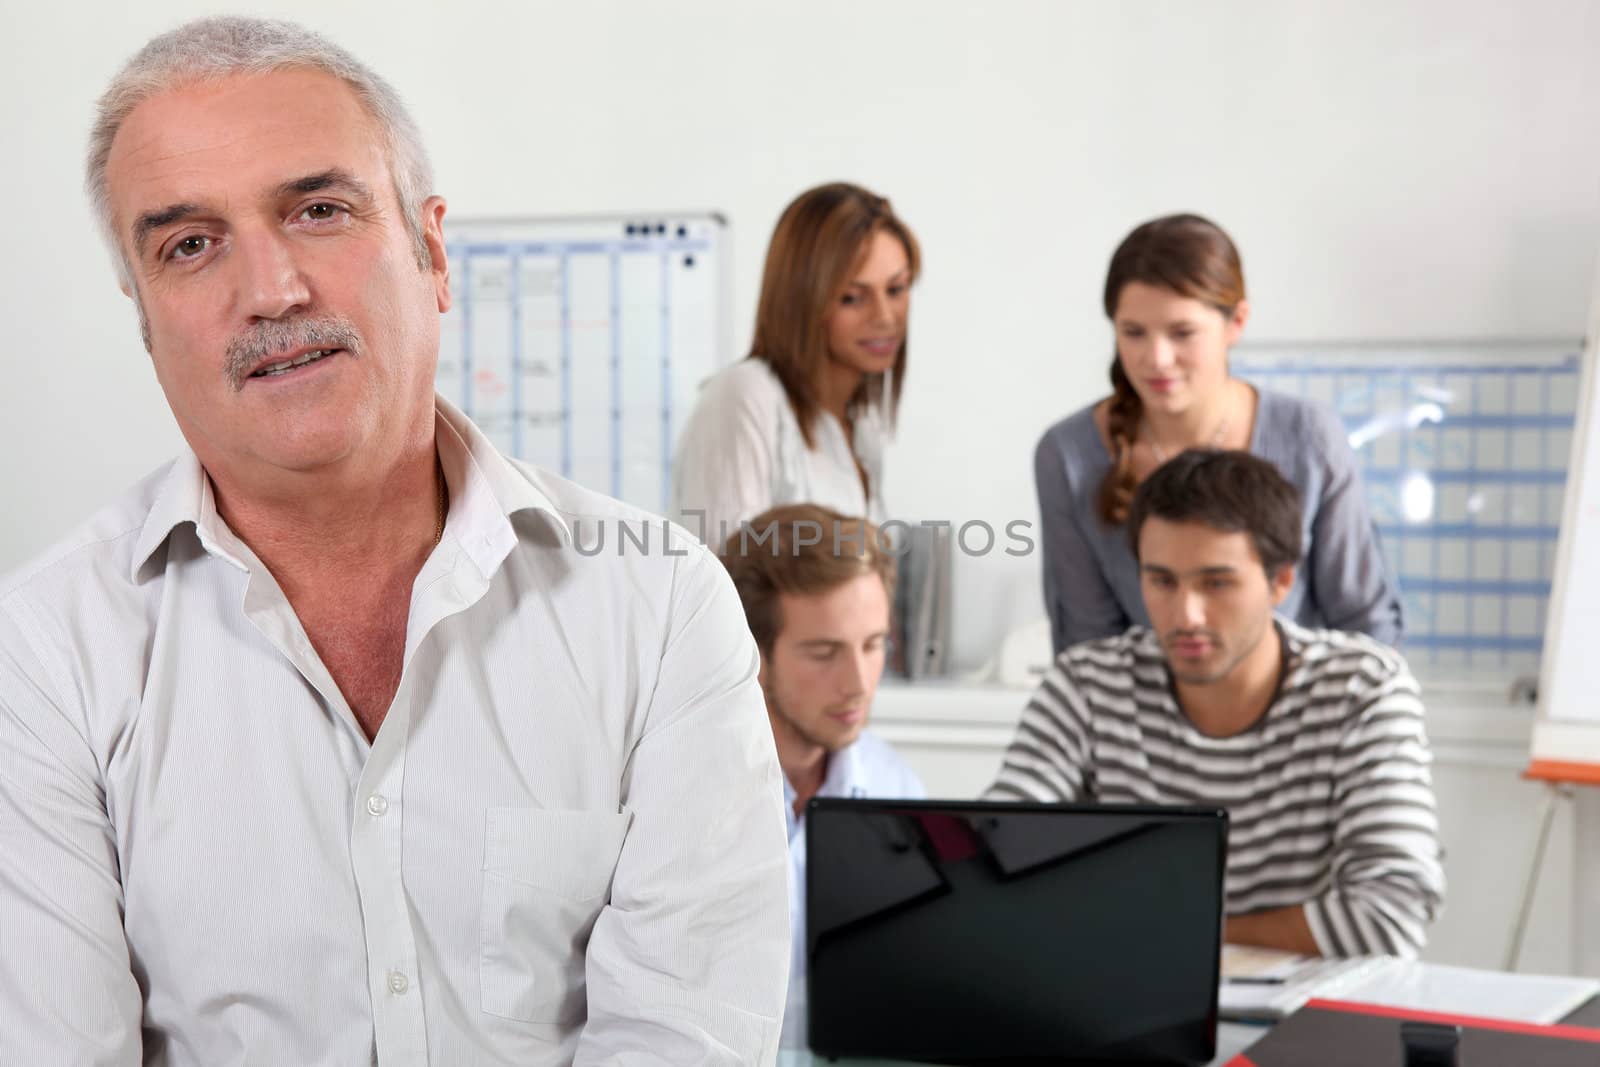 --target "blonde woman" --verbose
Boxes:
[672,183,919,545]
